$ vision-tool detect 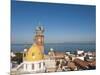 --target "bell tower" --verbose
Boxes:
[18,24,46,73]
[35,25,44,53]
